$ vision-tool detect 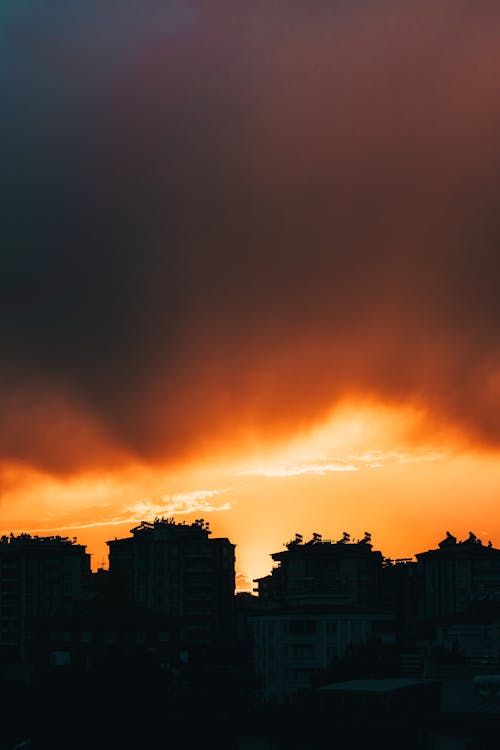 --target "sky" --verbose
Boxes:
[2,0,500,590]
